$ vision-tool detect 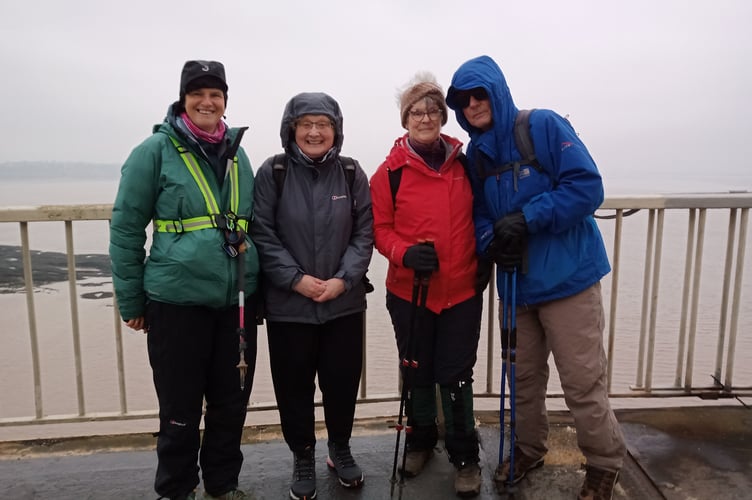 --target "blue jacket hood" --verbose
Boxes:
[446,55,519,165]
